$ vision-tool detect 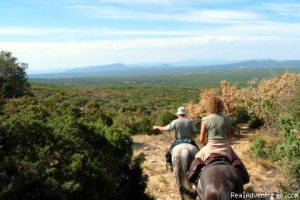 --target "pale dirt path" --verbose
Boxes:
[133,129,285,200]
[133,133,181,200]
